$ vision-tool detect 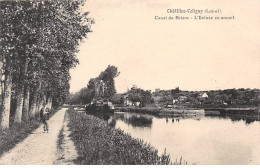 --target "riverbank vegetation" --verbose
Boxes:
[67,108,184,165]
[0,1,92,130]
